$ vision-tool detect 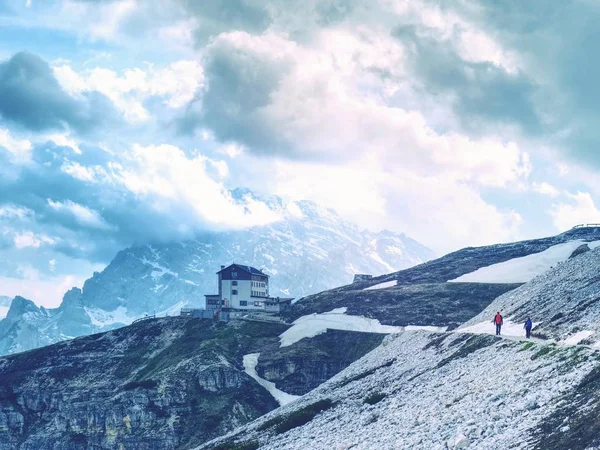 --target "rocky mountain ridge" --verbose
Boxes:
[0,189,434,356]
